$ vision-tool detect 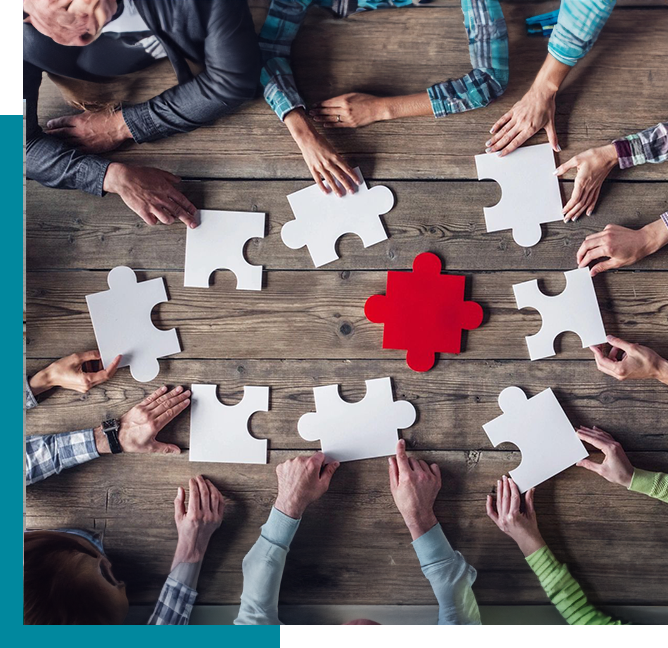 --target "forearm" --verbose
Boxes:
[629,468,668,503]
[148,573,198,625]
[25,429,100,485]
[412,524,481,625]
[234,507,300,625]
[532,53,572,97]
[614,122,668,168]
[548,0,616,67]
[526,546,622,625]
